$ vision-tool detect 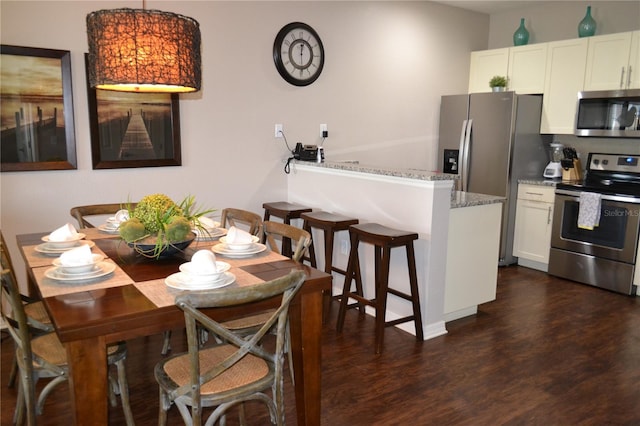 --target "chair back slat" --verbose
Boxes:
[220,208,263,237]
[263,221,312,262]
[70,202,137,229]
